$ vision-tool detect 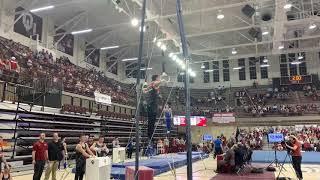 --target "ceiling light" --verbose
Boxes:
[263,57,268,63]
[153,37,157,43]
[71,29,92,35]
[260,64,270,67]
[217,10,224,20]
[201,64,205,69]
[122,57,138,62]
[204,69,214,72]
[231,48,237,55]
[233,67,242,70]
[284,3,292,9]
[291,61,302,65]
[278,45,284,50]
[160,44,167,51]
[131,18,139,26]
[298,54,304,60]
[190,71,196,77]
[181,64,186,69]
[30,5,54,13]
[139,26,146,32]
[172,55,178,61]
[262,31,269,35]
[156,41,162,47]
[168,53,174,58]
[309,23,317,30]
[100,46,119,50]
[140,67,152,70]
